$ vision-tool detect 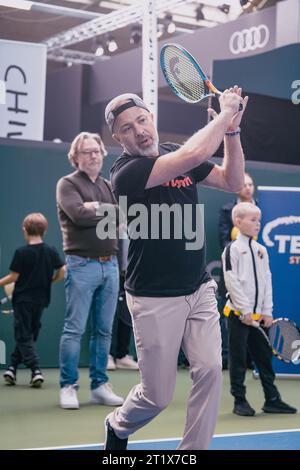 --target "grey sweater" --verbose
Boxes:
[56,170,118,257]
